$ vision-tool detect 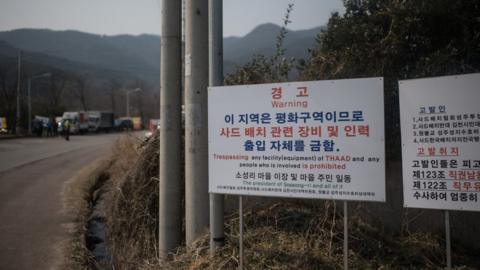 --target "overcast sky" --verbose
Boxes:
[0,0,345,37]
